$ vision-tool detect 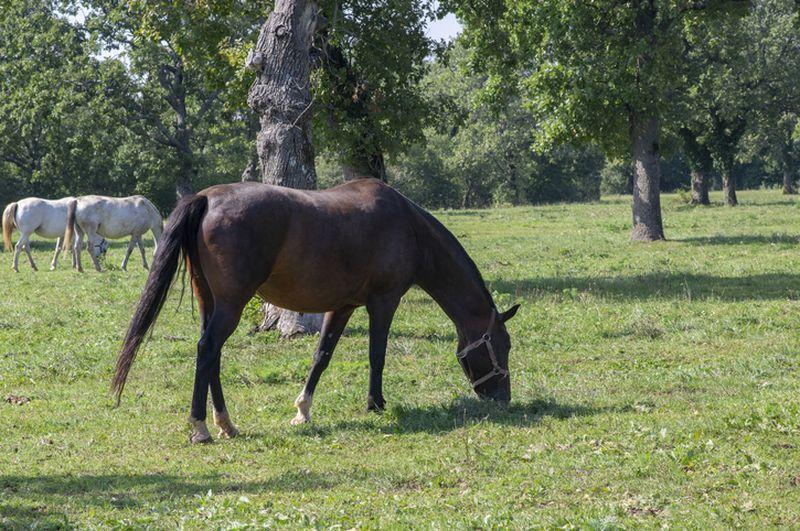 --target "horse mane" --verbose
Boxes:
[405,197,495,309]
